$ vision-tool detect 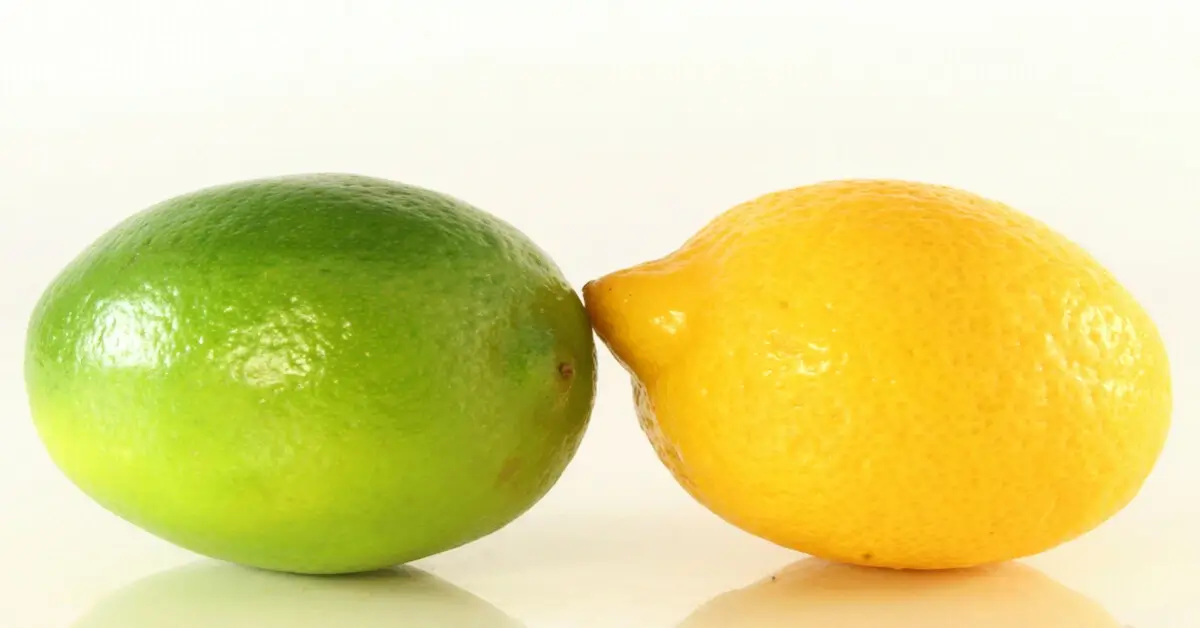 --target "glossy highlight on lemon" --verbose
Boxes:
[585,179,1171,570]
[26,173,596,574]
